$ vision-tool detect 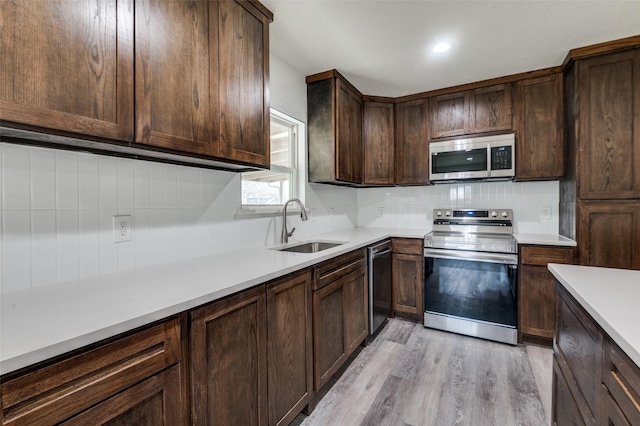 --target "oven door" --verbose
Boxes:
[423,248,518,345]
